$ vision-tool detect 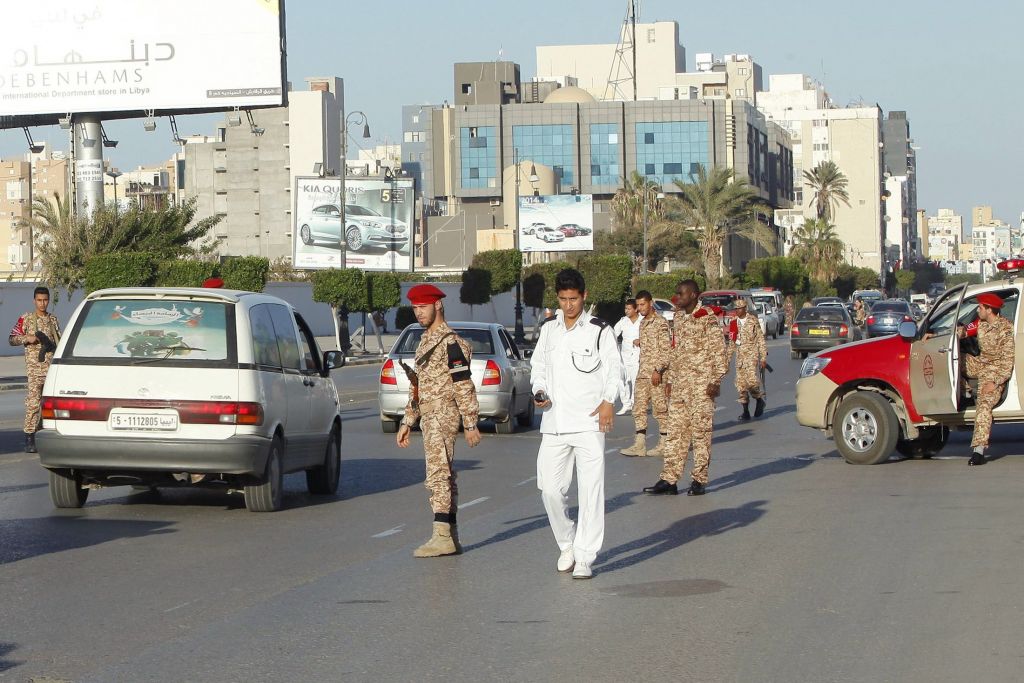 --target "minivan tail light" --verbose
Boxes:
[177,401,264,425]
[482,359,501,386]
[42,397,109,421]
[380,358,397,385]
[41,397,264,425]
